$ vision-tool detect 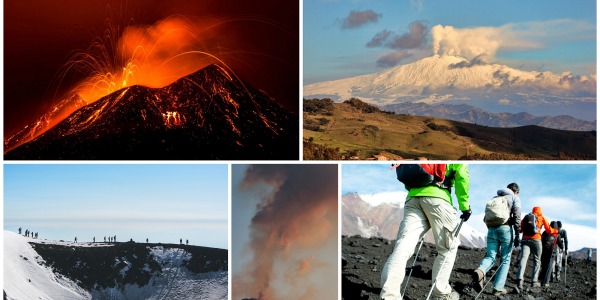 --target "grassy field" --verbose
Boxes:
[303,99,596,160]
